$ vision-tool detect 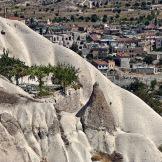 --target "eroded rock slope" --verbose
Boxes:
[0,17,161,162]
